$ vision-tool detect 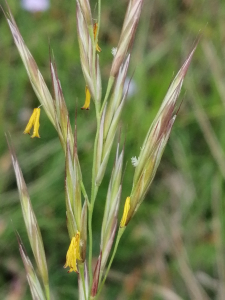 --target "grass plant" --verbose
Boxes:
[1,1,225,300]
